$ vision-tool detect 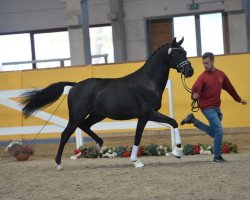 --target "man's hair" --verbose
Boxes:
[202,52,214,60]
